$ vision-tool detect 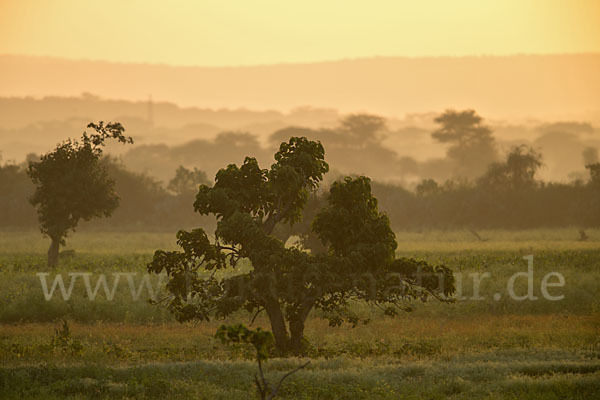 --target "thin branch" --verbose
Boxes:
[269,361,311,399]
[219,245,240,254]
[249,307,265,326]
[257,357,268,398]
[254,374,266,399]
[189,255,206,273]
[152,293,174,305]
